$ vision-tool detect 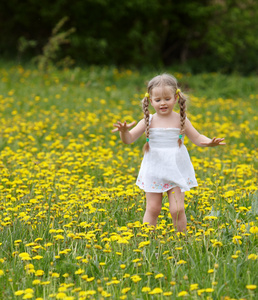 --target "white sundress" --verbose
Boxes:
[136,115,198,193]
